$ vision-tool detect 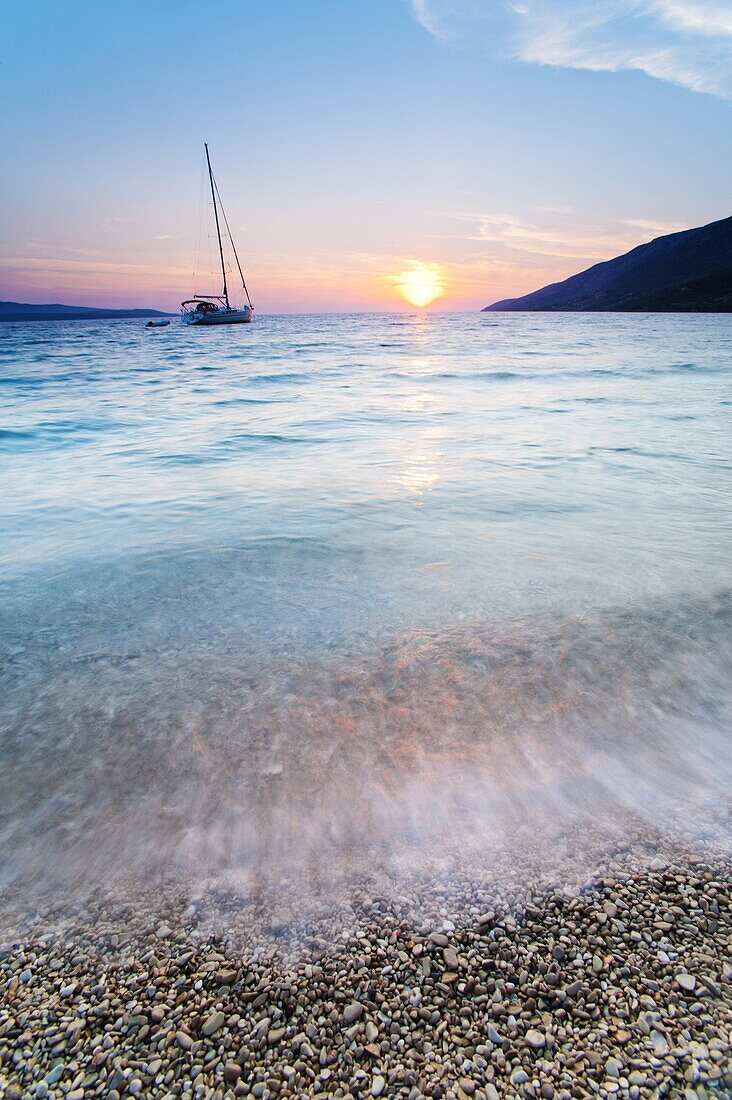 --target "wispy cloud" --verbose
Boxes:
[409,0,732,98]
[0,255,191,295]
[621,217,689,233]
[24,242,103,258]
[450,210,690,260]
